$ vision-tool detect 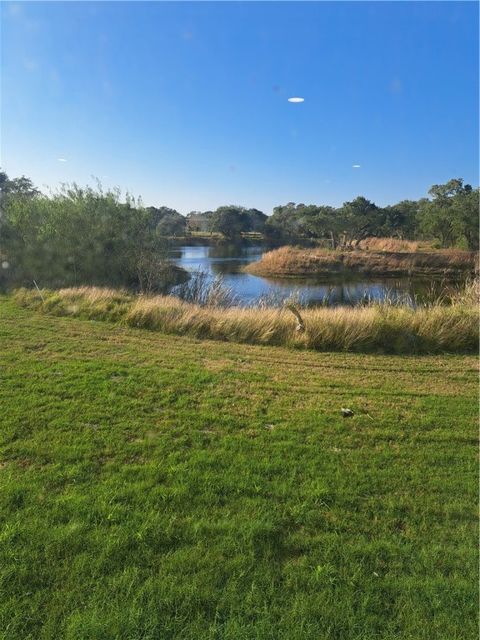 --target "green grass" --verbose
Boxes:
[0,299,478,639]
